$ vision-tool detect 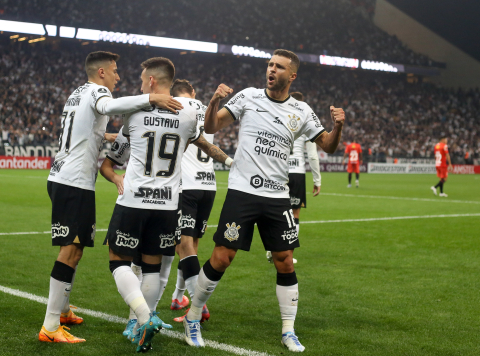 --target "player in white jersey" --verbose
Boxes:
[100,99,231,337]
[169,79,233,323]
[183,49,345,352]
[266,91,321,264]
[105,57,204,352]
[39,51,183,344]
